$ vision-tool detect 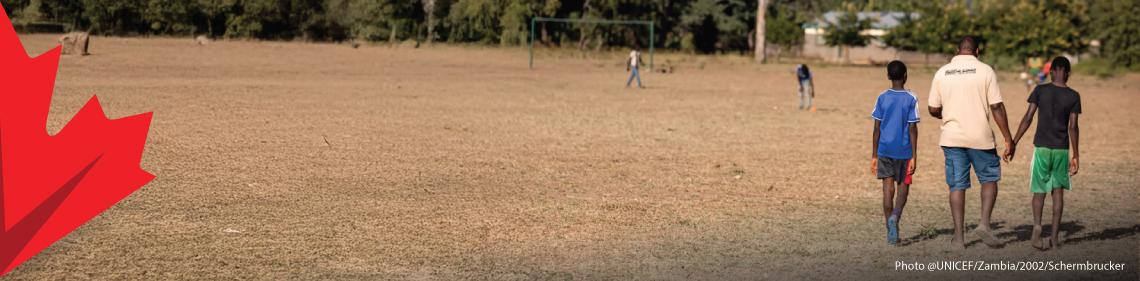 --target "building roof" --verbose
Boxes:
[804,11,920,30]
